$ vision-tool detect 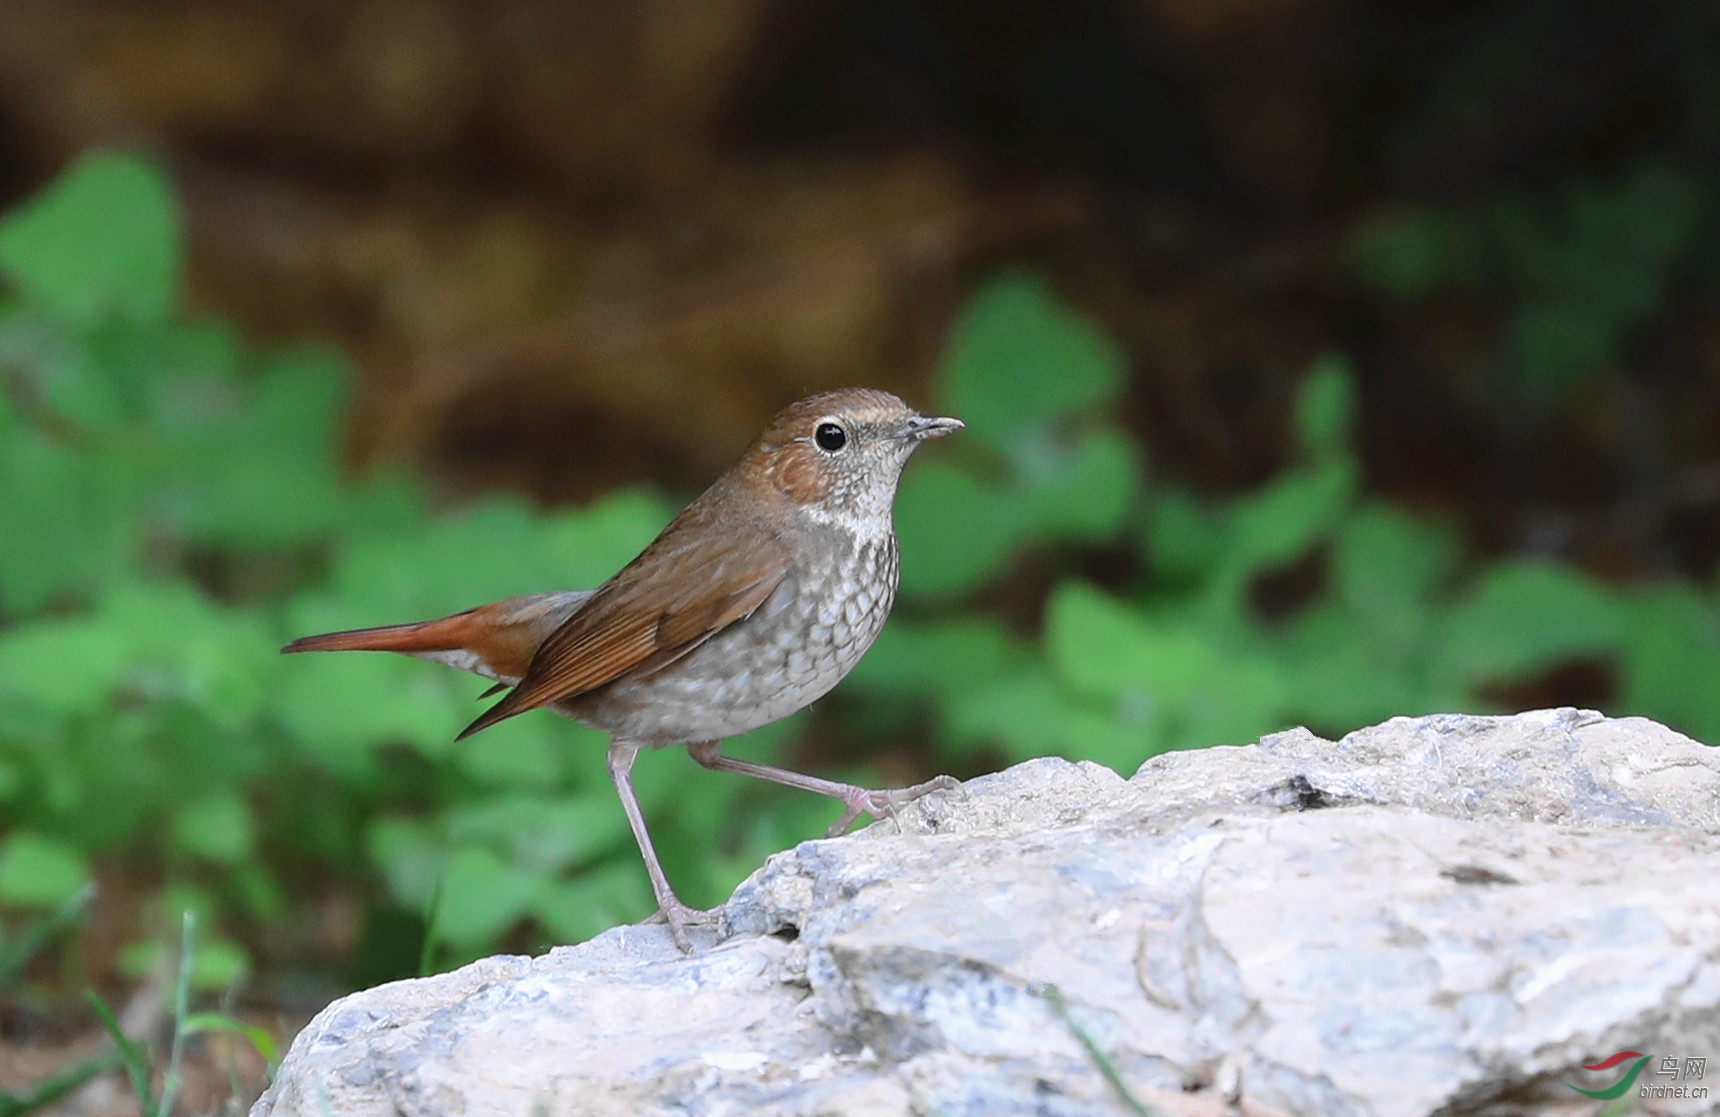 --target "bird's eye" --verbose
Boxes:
[814,422,847,452]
